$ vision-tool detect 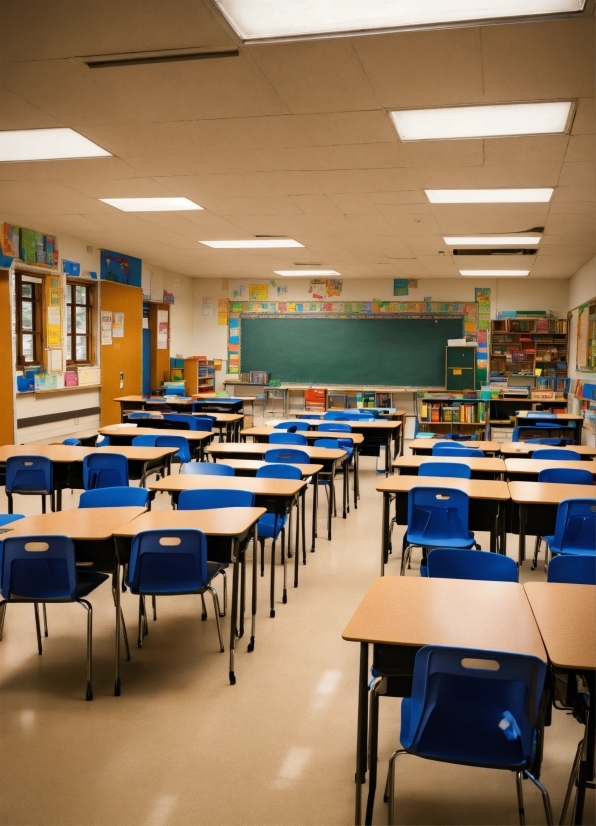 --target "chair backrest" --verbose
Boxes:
[95,436,110,447]
[426,548,518,582]
[274,421,310,431]
[128,529,208,594]
[132,435,158,447]
[256,463,302,480]
[431,444,485,457]
[552,498,596,554]
[79,486,149,508]
[537,467,594,485]
[419,461,472,479]
[155,435,191,463]
[407,486,470,544]
[0,514,25,528]
[190,417,214,432]
[526,438,566,446]
[323,412,343,420]
[406,645,546,765]
[319,423,352,432]
[163,413,197,430]
[6,455,53,493]
[265,448,310,465]
[532,448,581,461]
[525,412,557,420]
[181,462,235,476]
[63,438,81,446]
[178,488,255,510]
[314,438,340,449]
[0,534,76,600]
[547,555,596,585]
[128,412,152,419]
[82,453,129,490]
[269,432,307,445]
